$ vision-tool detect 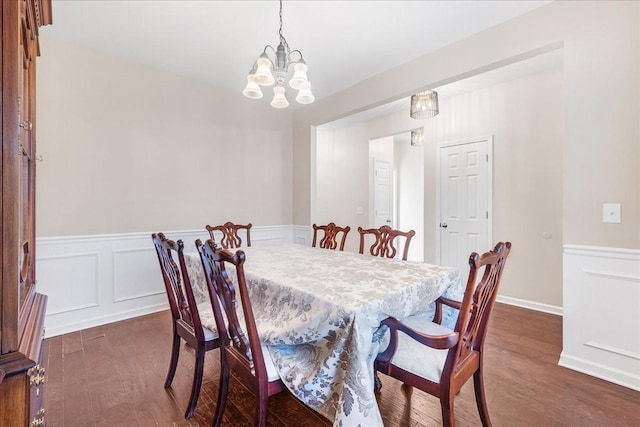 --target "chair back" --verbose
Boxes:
[312,222,351,251]
[357,225,416,261]
[444,242,511,380]
[196,239,269,383]
[152,232,205,341]
[206,222,252,248]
